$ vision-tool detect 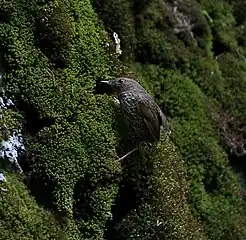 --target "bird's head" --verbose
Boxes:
[98,78,144,95]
